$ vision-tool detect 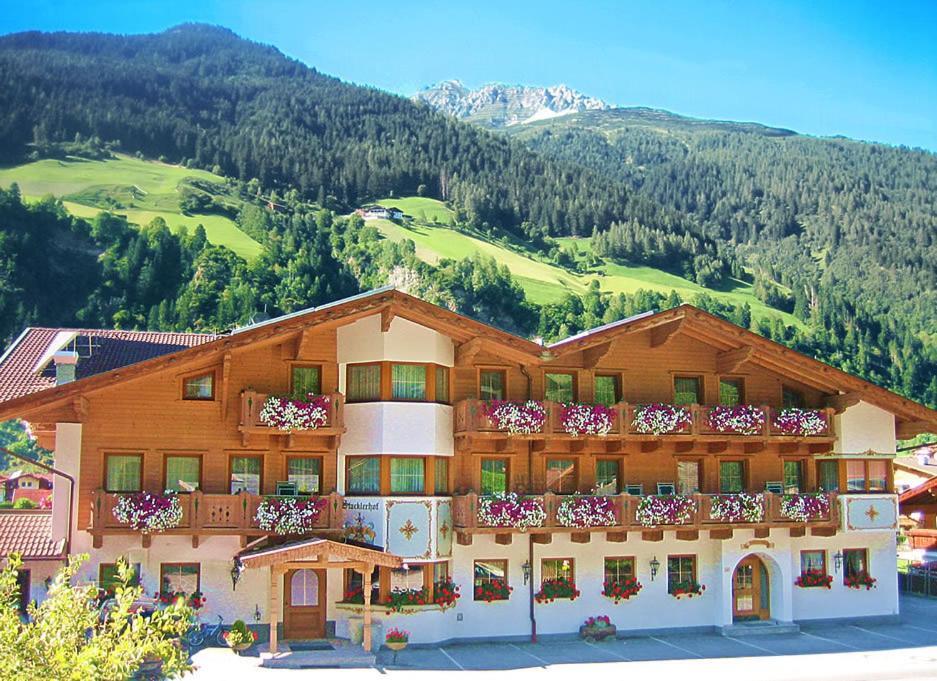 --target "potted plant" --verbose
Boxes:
[580,615,616,641]
[223,620,257,654]
[385,627,409,652]
[844,571,877,590]
[795,570,833,589]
